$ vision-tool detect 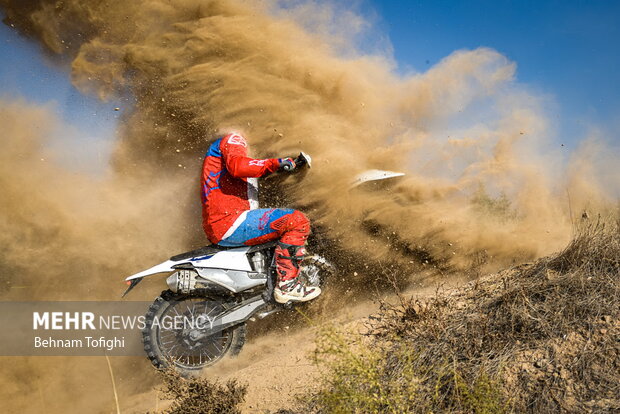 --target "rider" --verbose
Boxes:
[200,132,321,303]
